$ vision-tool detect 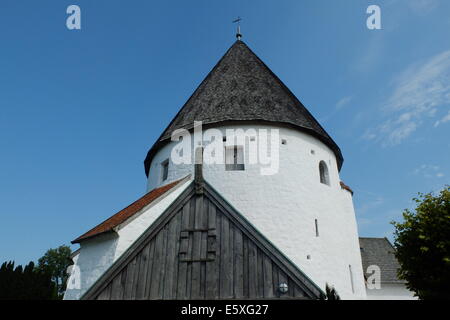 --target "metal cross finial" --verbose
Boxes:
[232,16,242,40]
